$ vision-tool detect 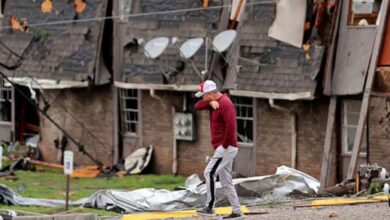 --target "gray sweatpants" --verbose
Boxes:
[204,145,241,213]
